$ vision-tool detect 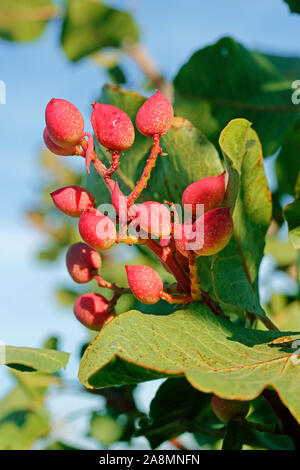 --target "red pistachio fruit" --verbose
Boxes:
[79,208,116,251]
[136,90,174,137]
[211,394,250,423]
[43,128,77,156]
[66,242,101,284]
[45,98,84,148]
[175,207,233,257]
[182,172,226,215]
[50,186,95,217]
[125,265,163,305]
[133,201,172,238]
[73,293,114,330]
[91,103,135,152]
